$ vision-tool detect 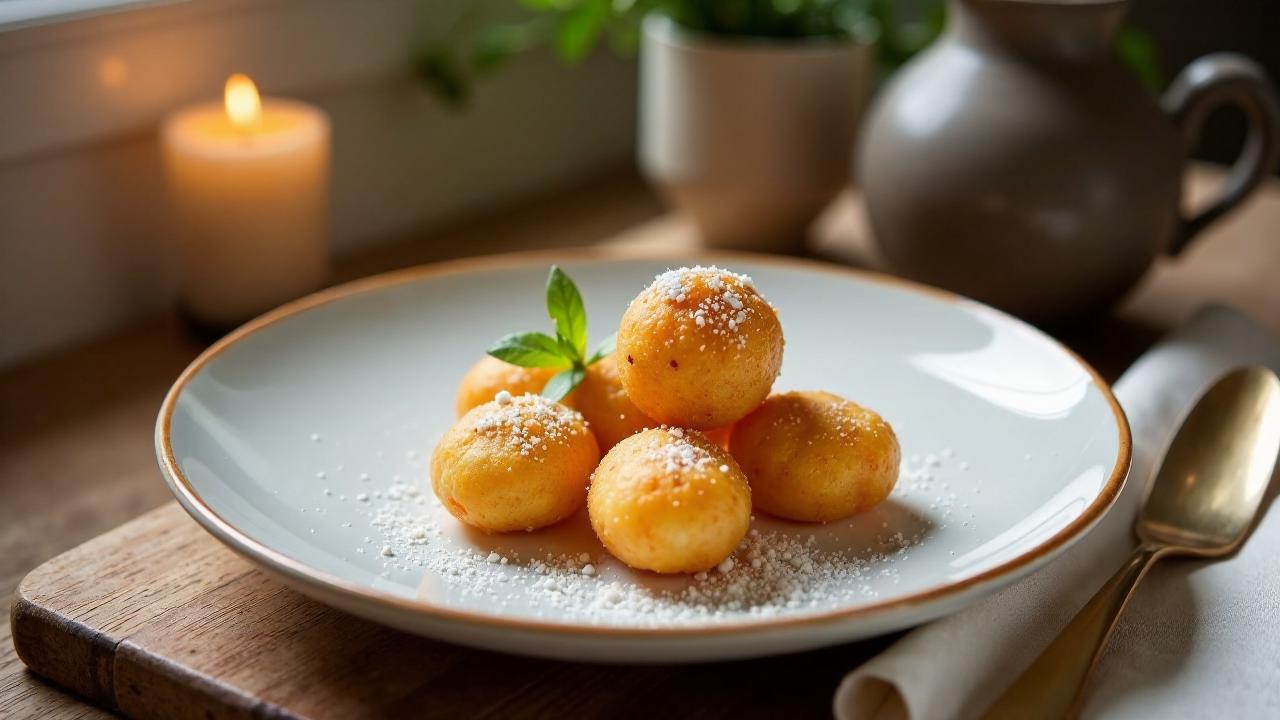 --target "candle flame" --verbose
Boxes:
[224,73,262,129]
